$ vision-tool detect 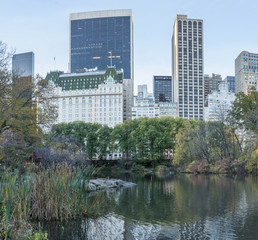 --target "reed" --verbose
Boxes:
[0,164,95,238]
